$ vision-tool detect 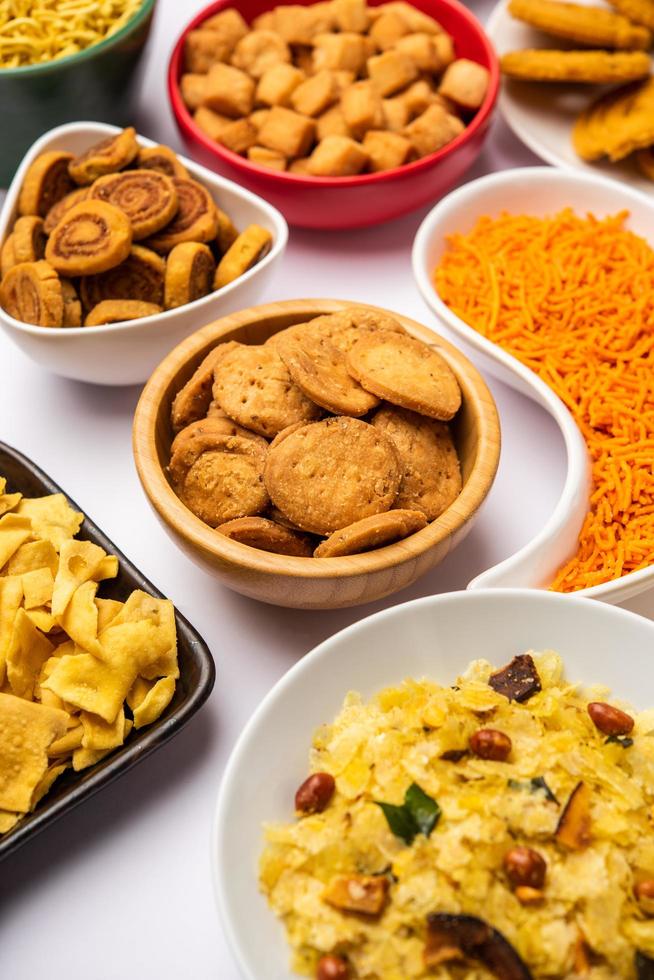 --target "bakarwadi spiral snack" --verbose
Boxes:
[0,128,273,328]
